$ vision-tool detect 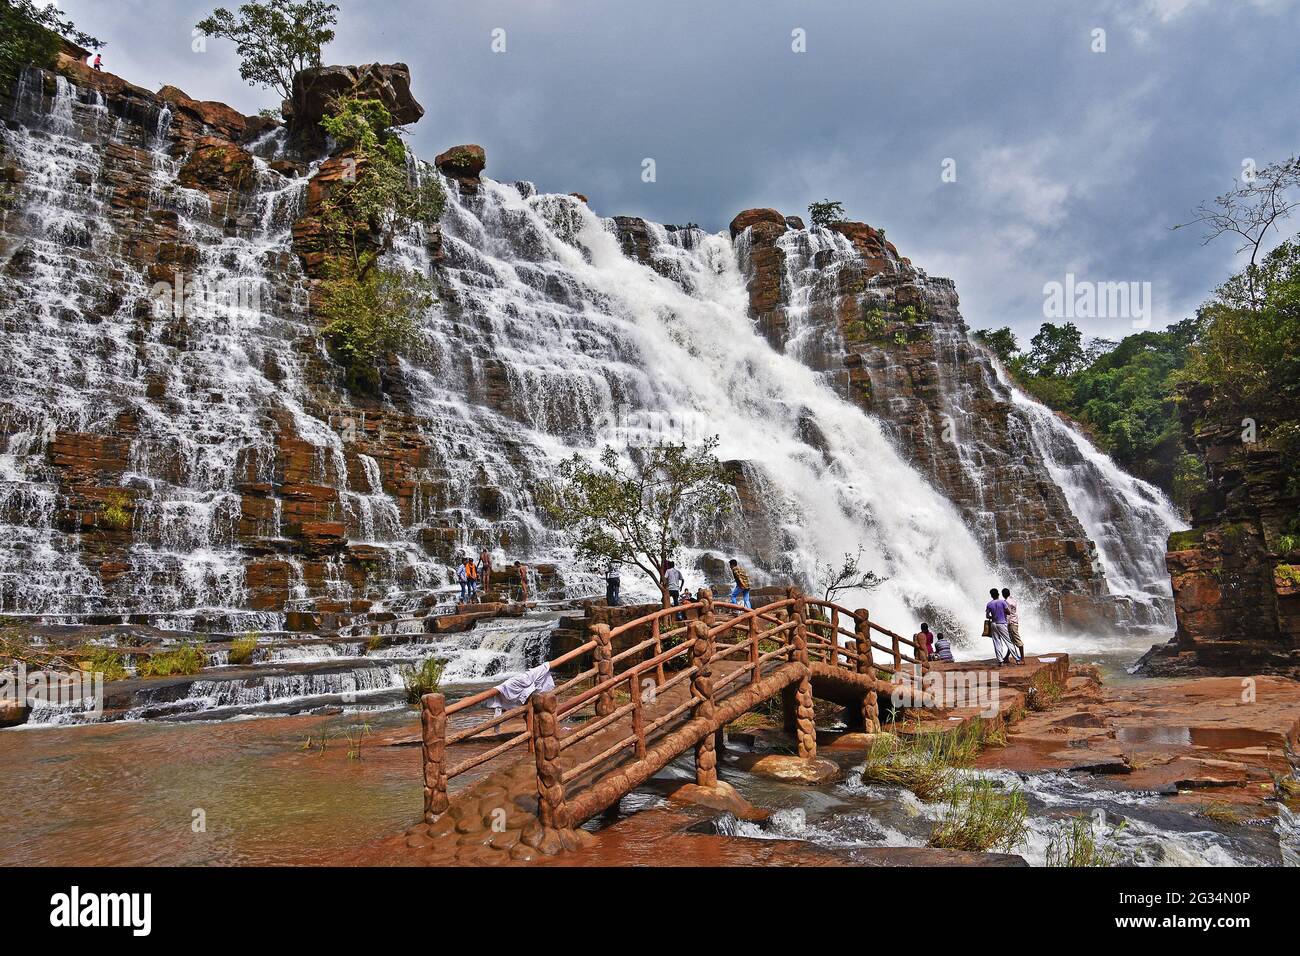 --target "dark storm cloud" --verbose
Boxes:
[64,0,1299,344]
